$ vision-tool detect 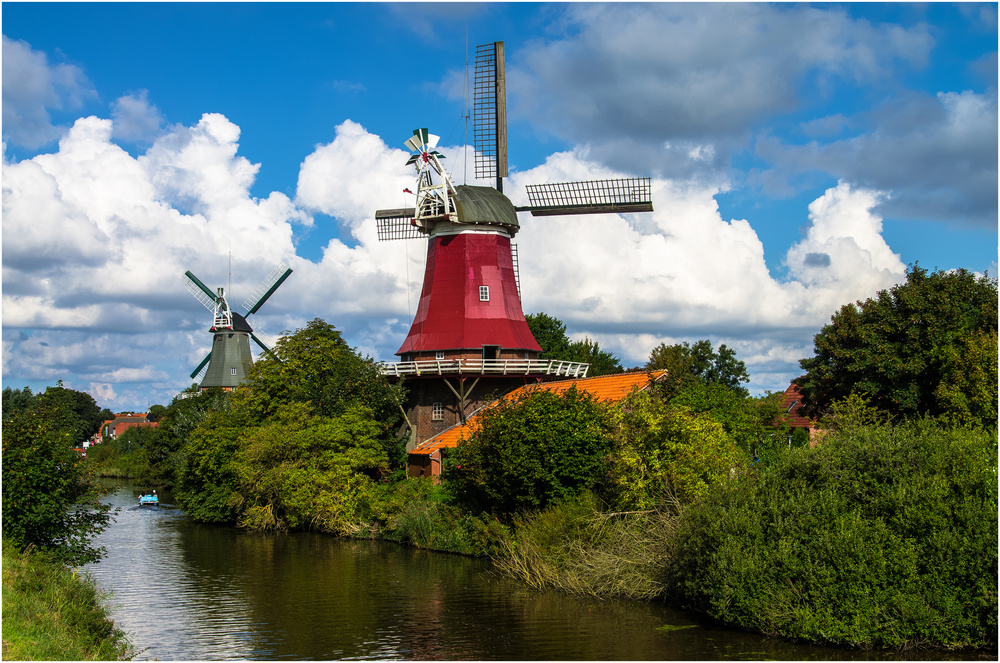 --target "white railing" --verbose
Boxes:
[379,358,590,378]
